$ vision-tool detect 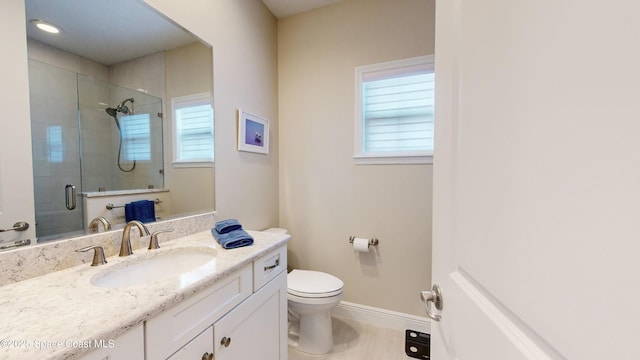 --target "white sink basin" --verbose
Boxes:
[91,247,217,288]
